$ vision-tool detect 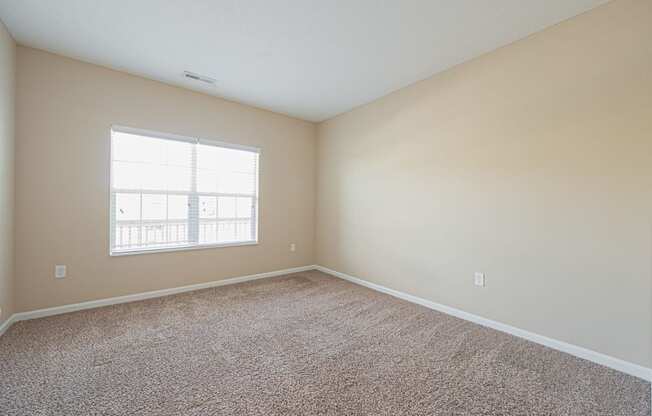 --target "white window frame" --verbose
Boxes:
[109,125,260,256]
